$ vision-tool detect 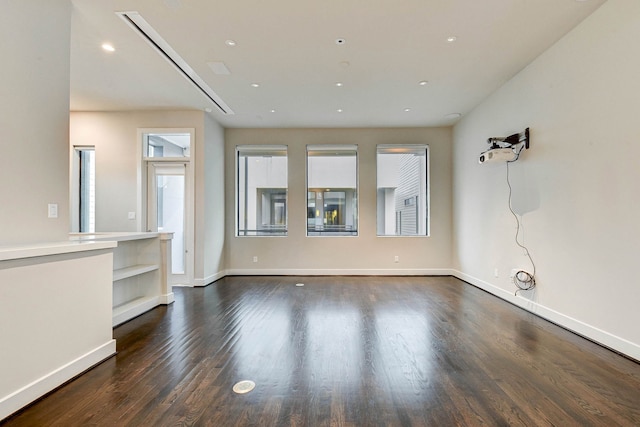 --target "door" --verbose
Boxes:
[147,162,191,284]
